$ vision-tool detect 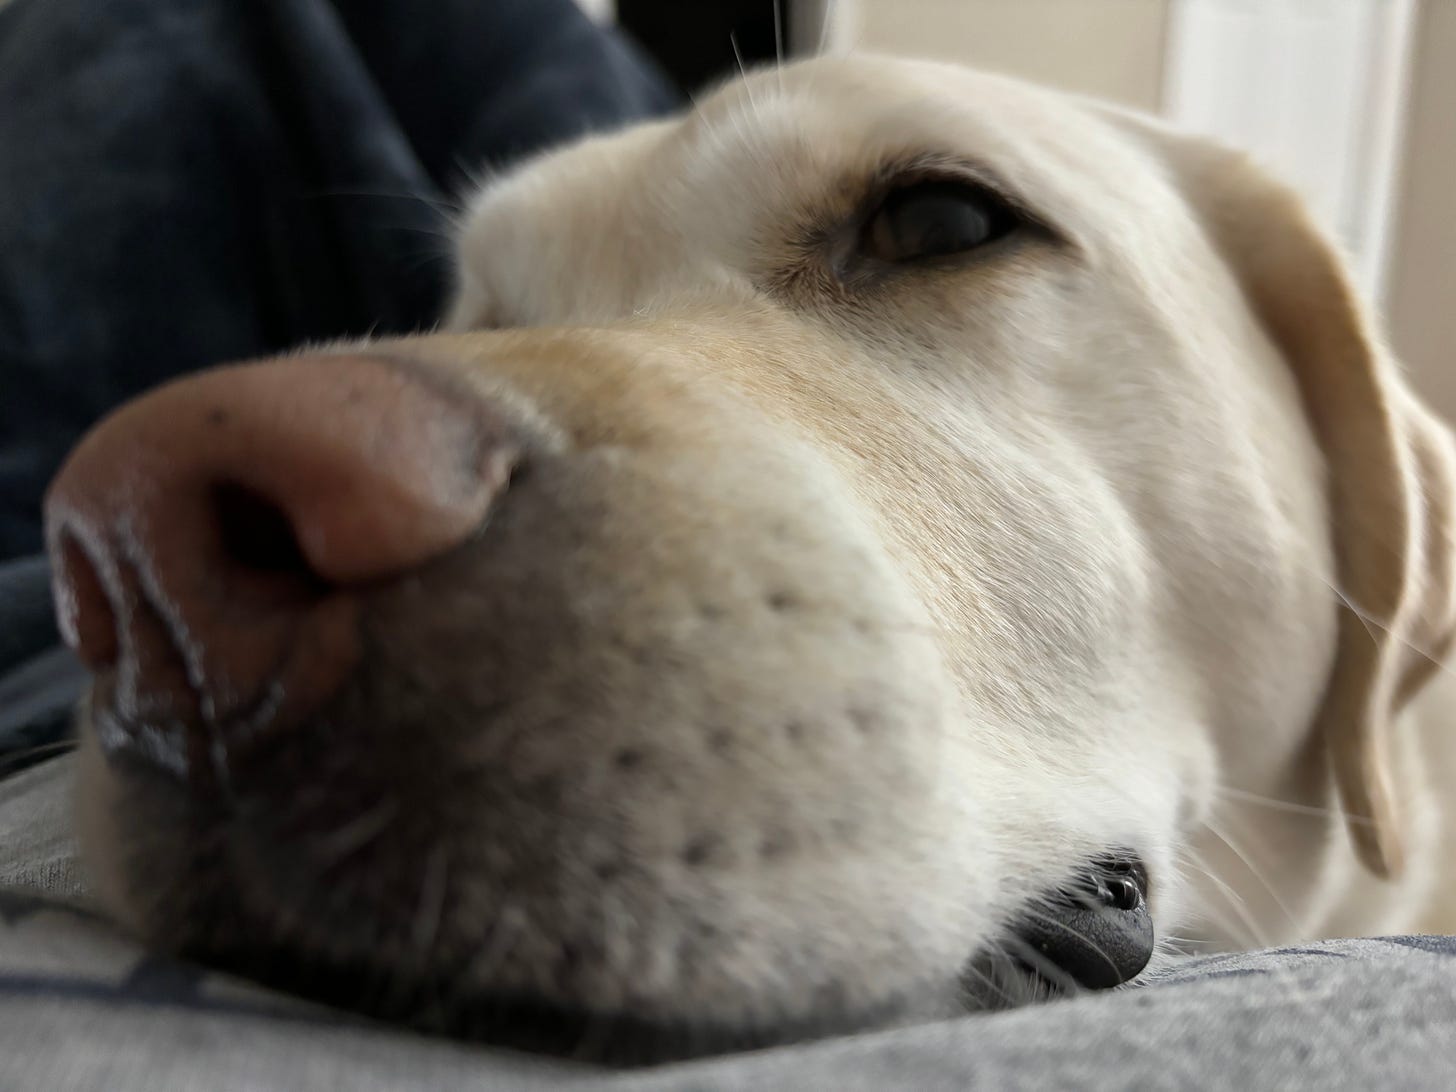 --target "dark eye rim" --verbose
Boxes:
[820,160,1063,283]
[859,177,1023,264]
